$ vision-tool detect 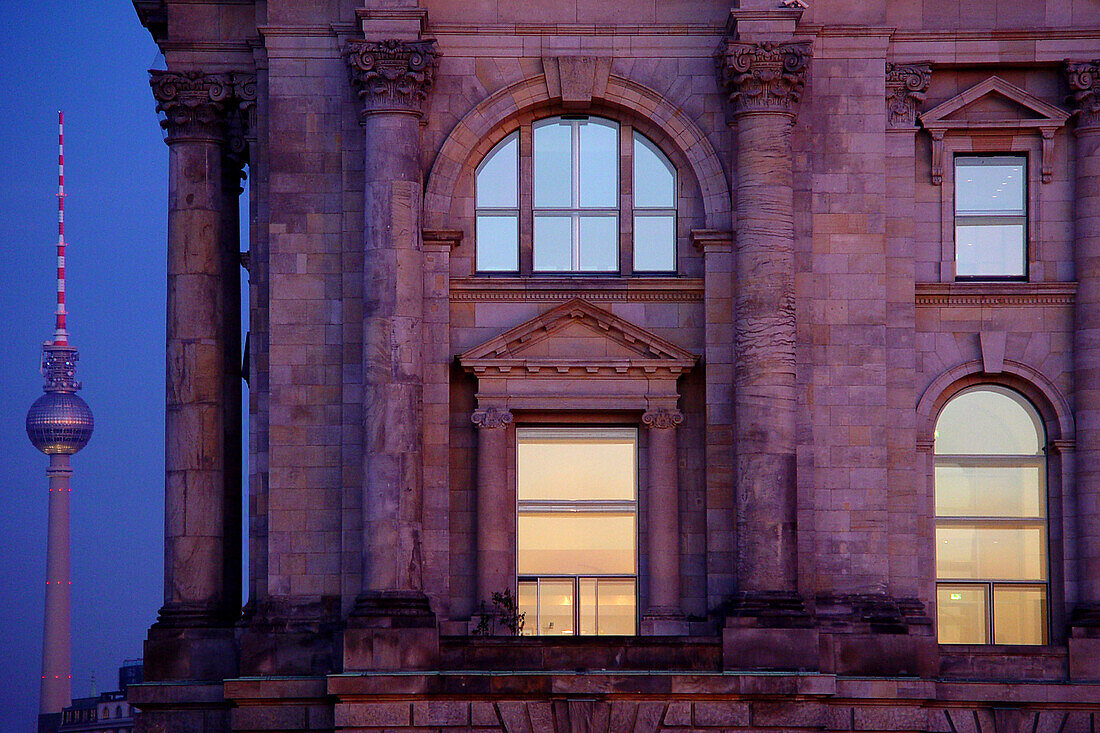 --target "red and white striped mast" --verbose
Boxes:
[54,111,68,347]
